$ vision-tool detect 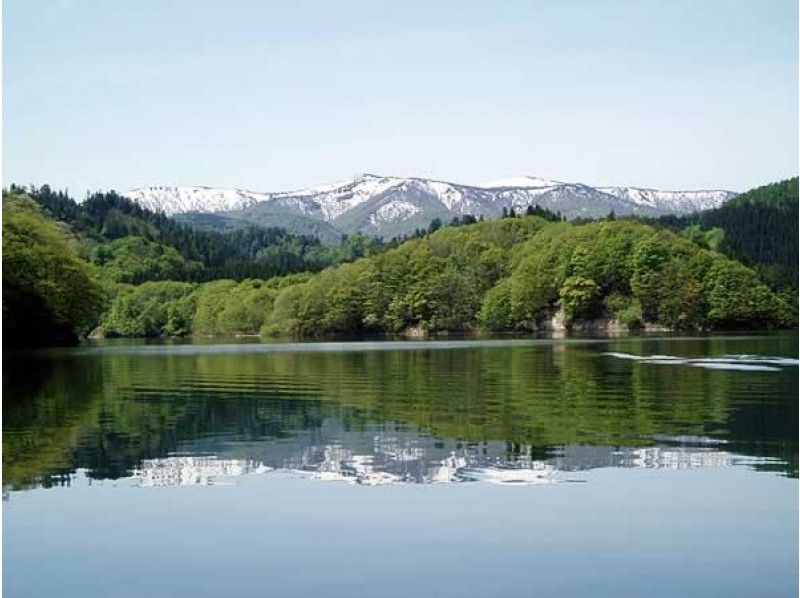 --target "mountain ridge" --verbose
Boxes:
[125,174,737,238]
